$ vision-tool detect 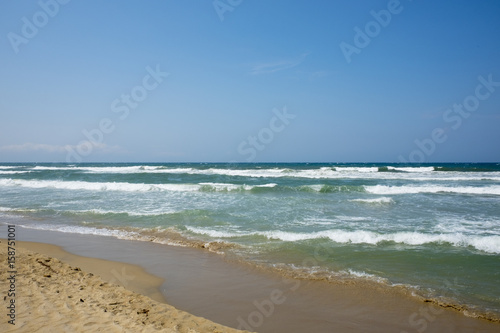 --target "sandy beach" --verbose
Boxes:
[0,240,246,333]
